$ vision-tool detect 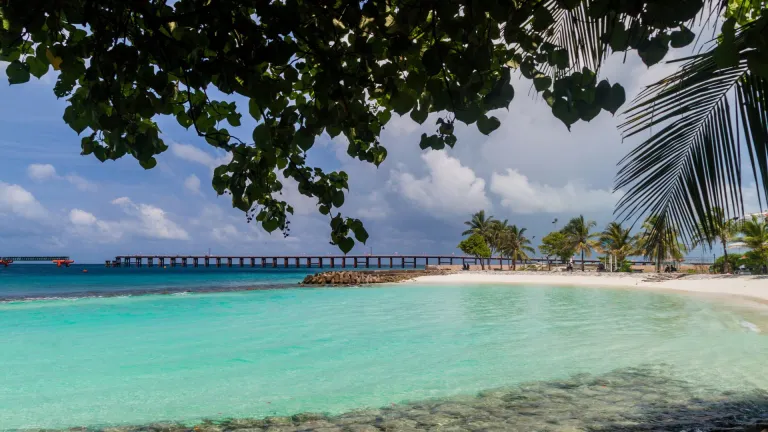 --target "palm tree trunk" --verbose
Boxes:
[581,250,585,271]
[512,250,517,270]
[722,240,729,274]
